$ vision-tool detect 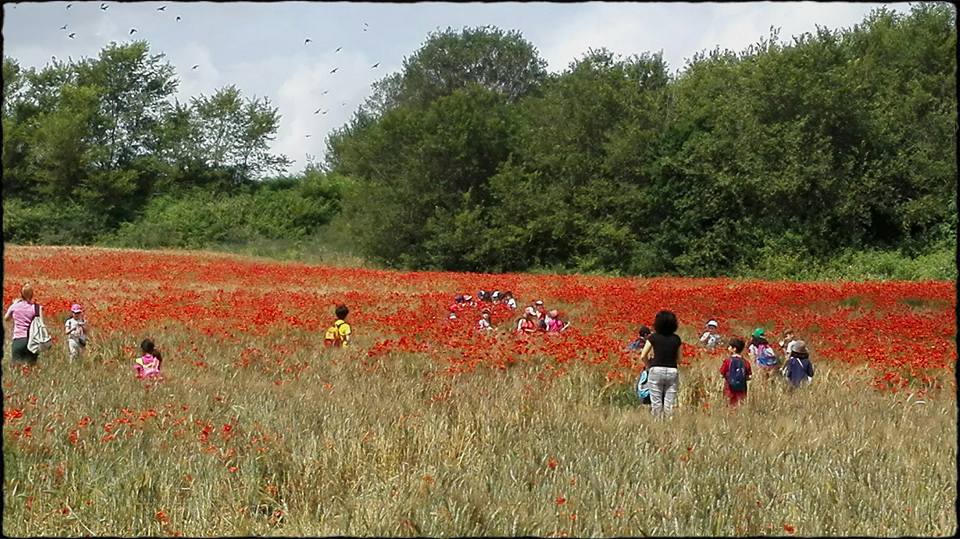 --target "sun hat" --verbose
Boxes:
[535,300,544,305]
[752,328,765,337]
[71,303,83,313]
[792,340,808,354]
[707,320,718,327]
[524,306,536,315]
